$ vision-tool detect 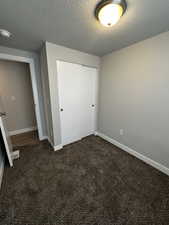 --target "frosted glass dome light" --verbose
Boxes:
[95,0,127,27]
